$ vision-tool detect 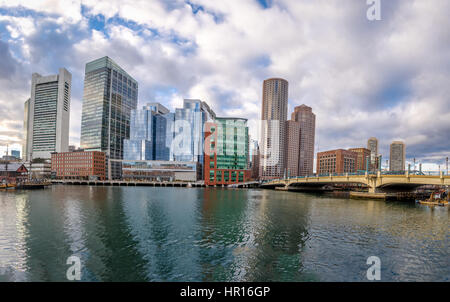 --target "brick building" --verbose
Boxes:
[317,149,358,175]
[51,151,106,180]
[348,148,371,171]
